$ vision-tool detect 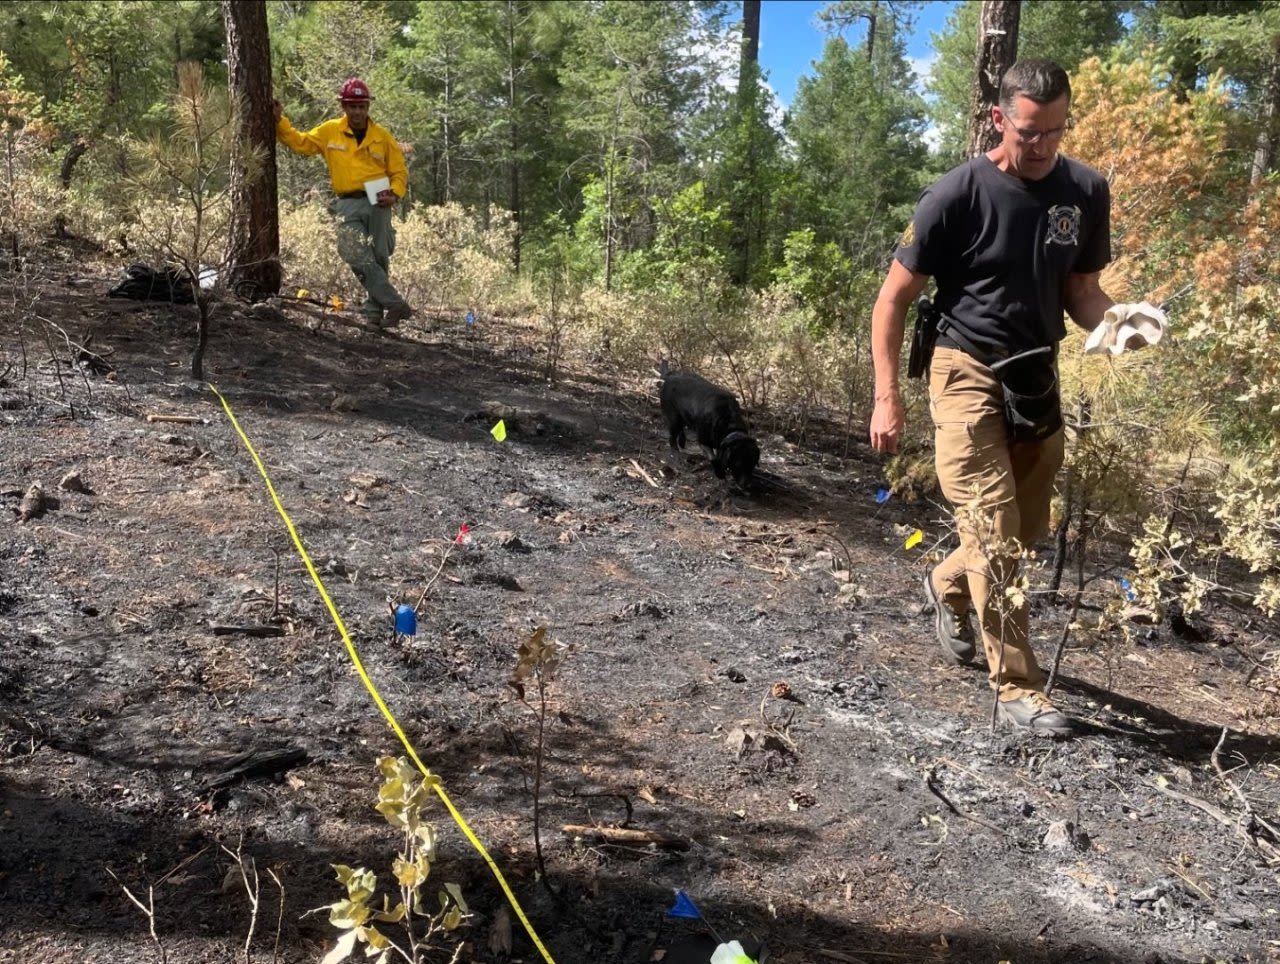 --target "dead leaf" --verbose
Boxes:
[59,470,90,494]
[725,725,753,758]
[487,905,512,955]
[18,482,45,522]
[220,864,244,894]
[638,786,657,805]
[330,394,360,412]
